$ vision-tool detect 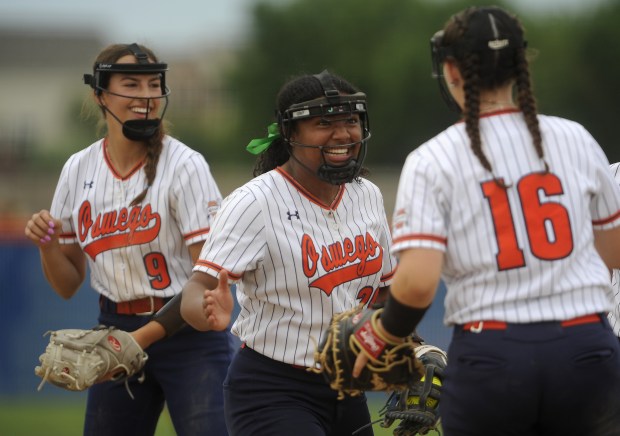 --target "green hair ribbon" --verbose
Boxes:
[246,123,281,155]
